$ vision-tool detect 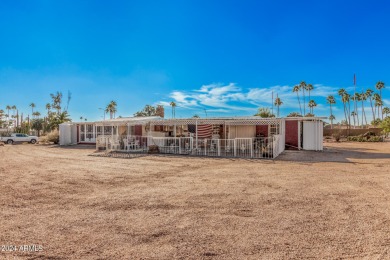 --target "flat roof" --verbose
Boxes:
[66,116,325,126]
